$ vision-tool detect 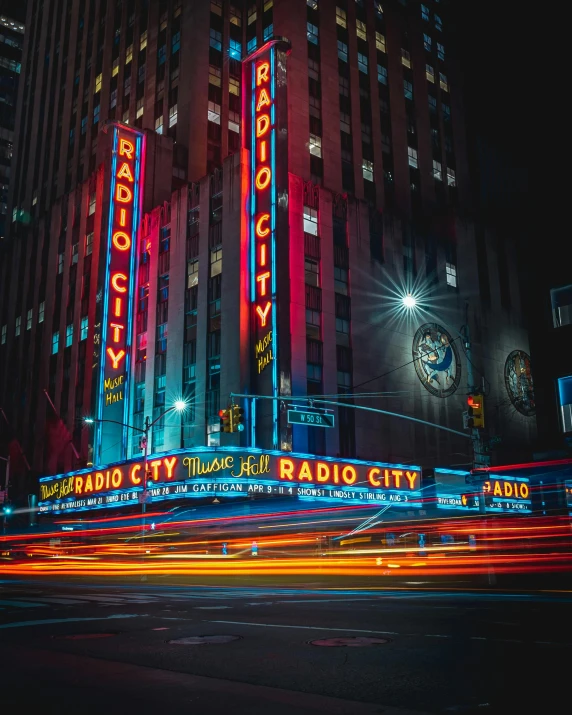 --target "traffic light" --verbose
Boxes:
[219,408,232,433]
[3,505,12,516]
[232,404,245,432]
[467,394,485,429]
